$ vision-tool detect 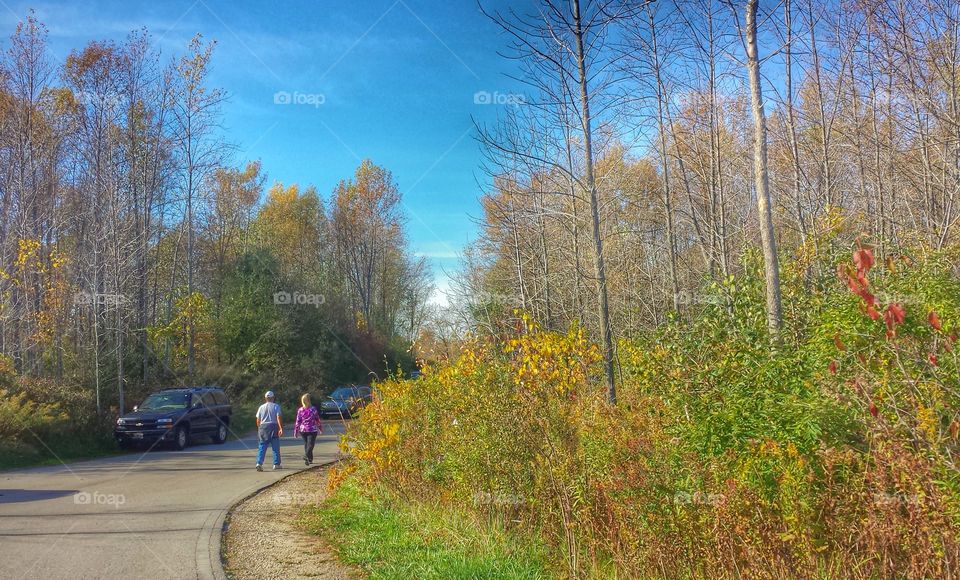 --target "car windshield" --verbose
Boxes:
[329,387,356,400]
[138,393,189,411]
